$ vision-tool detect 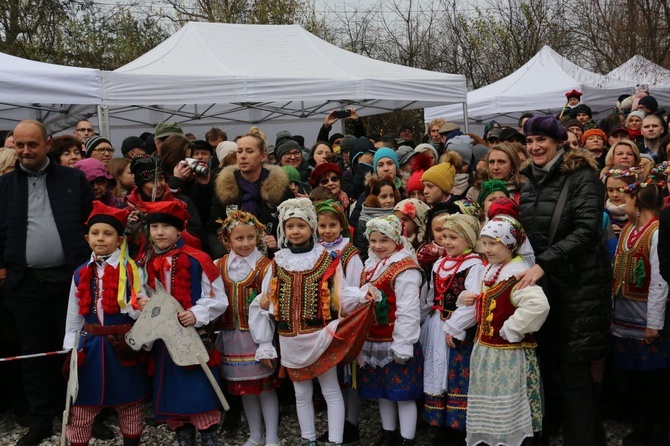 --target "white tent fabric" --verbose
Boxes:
[0,52,102,133]
[424,46,634,124]
[99,22,466,136]
[608,55,670,105]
